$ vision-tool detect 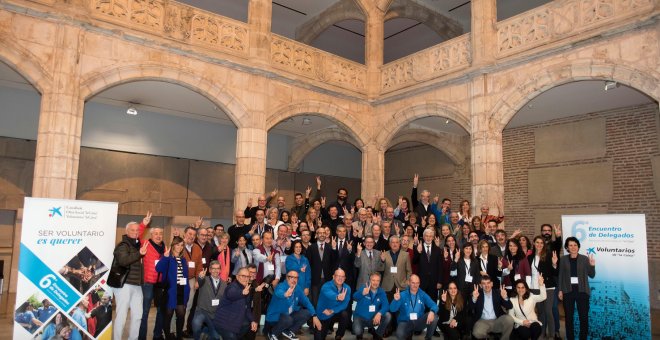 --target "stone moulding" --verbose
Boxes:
[270,35,367,94]
[496,0,654,57]
[90,0,249,57]
[380,33,471,93]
